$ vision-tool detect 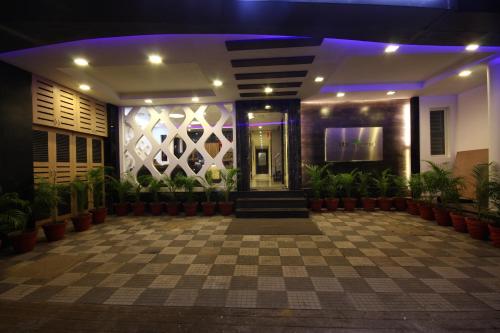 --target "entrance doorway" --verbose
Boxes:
[249,111,288,190]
